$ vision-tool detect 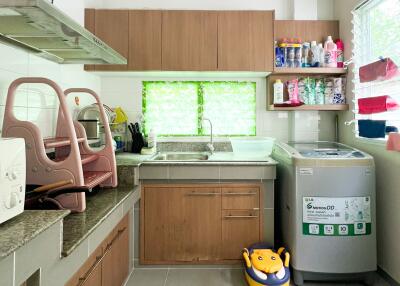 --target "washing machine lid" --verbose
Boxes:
[287,142,365,158]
